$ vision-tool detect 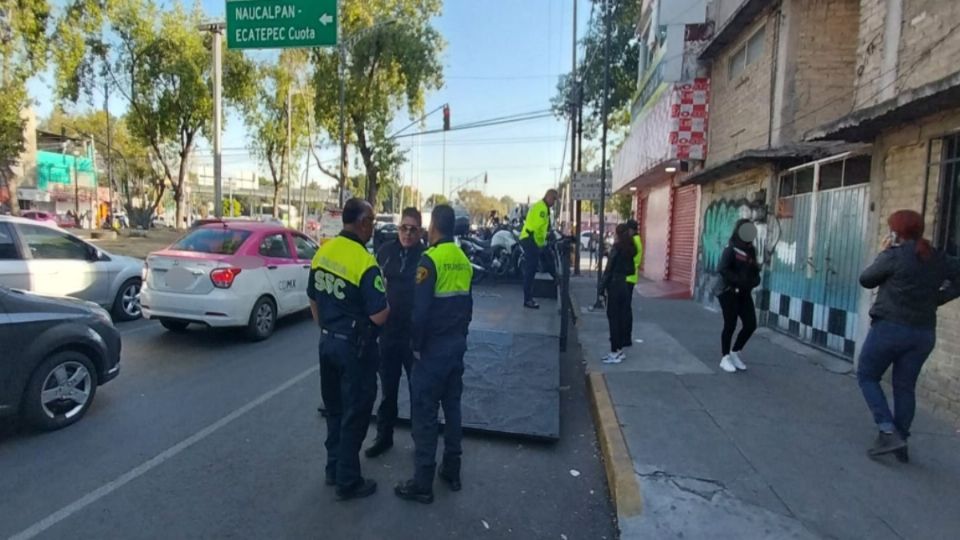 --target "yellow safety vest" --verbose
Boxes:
[626,235,644,284]
[519,200,550,247]
[424,242,473,297]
